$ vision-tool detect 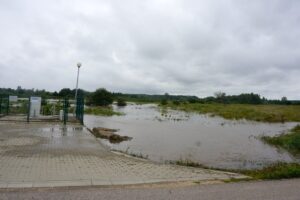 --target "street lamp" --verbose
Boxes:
[74,62,82,108]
